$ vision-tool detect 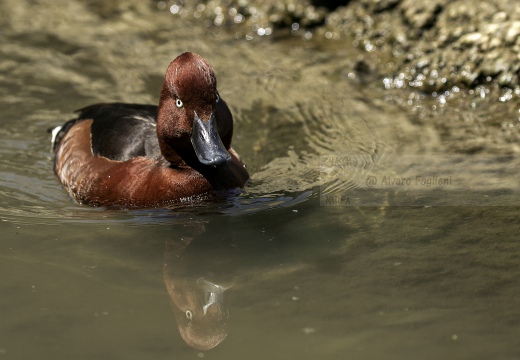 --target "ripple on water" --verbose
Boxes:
[243,97,387,195]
